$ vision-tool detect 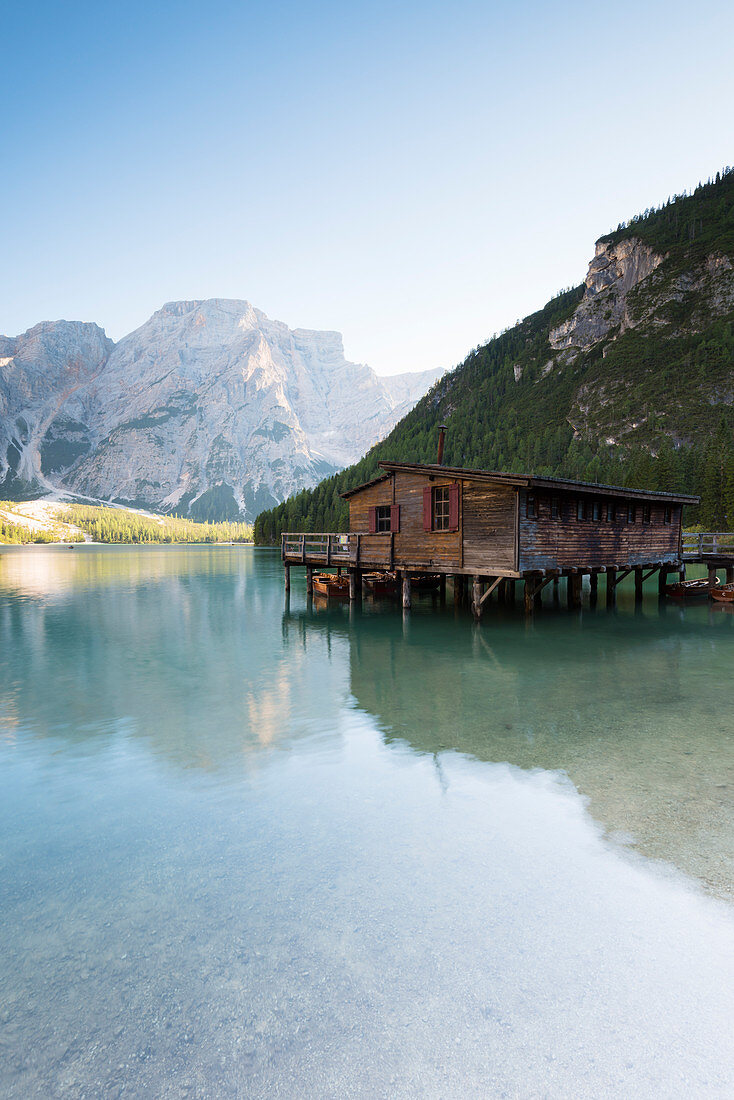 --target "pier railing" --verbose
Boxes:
[282,532,356,564]
[281,532,396,567]
[682,531,734,559]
